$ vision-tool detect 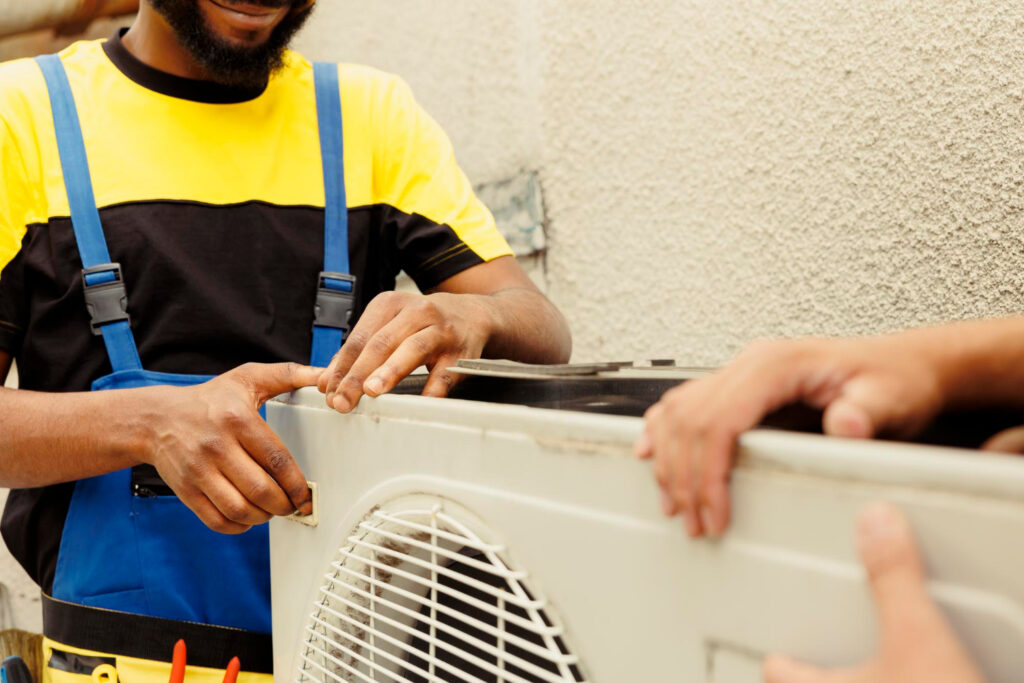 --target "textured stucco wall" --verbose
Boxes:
[296,0,1024,365]
[0,17,128,61]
